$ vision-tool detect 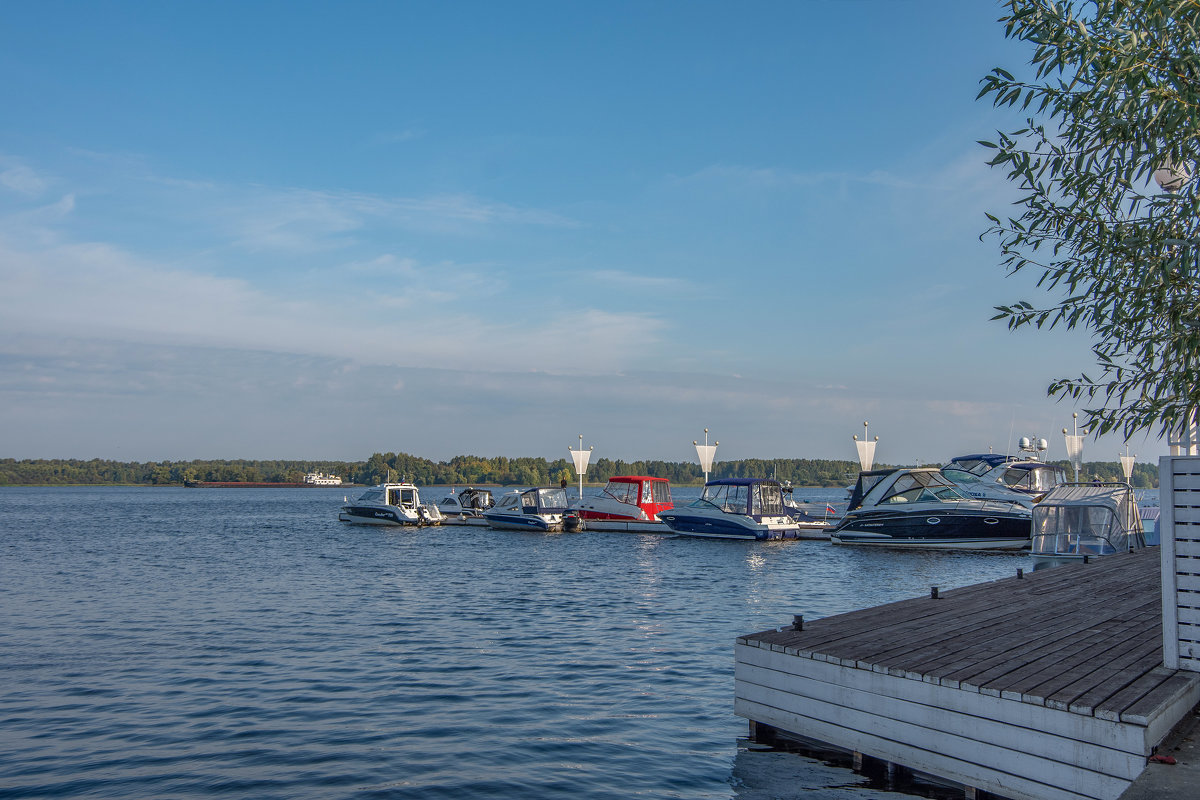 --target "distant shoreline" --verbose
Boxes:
[0,454,1159,490]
